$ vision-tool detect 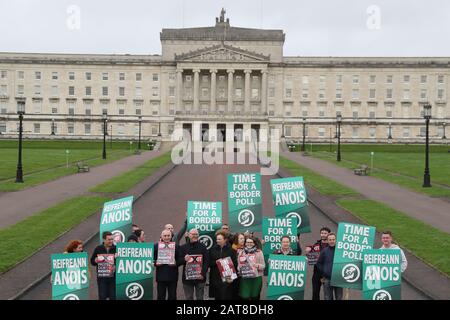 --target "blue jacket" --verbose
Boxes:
[316,245,336,279]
